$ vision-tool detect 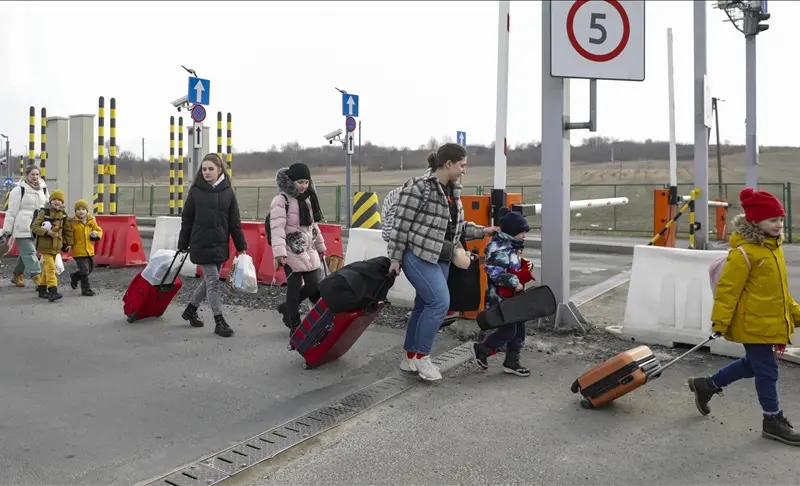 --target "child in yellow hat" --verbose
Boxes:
[69,199,103,296]
[30,189,73,301]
